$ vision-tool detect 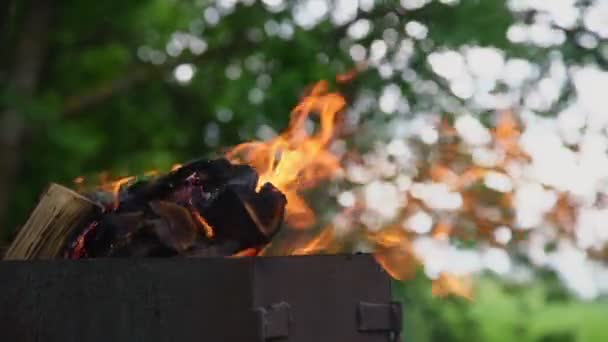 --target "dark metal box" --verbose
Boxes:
[0,254,401,342]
